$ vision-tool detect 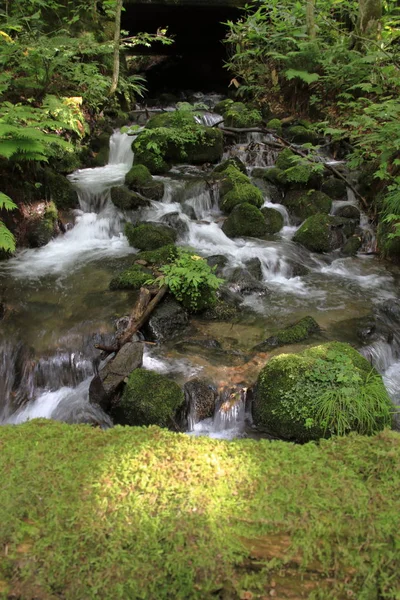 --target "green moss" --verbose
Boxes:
[132,126,223,174]
[214,98,234,114]
[293,214,344,253]
[276,148,296,171]
[224,102,263,128]
[220,183,263,214]
[212,157,247,175]
[1,421,400,598]
[321,177,347,199]
[112,369,184,427]
[342,235,362,256]
[109,264,151,290]
[263,166,287,186]
[267,118,282,132]
[283,190,332,221]
[125,223,177,251]
[135,244,178,266]
[145,111,196,129]
[254,342,392,442]
[286,125,317,144]
[44,169,78,210]
[218,165,250,196]
[222,203,267,238]
[255,316,320,350]
[125,164,152,187]
[110,187,149,211]
[261,206,284,233]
